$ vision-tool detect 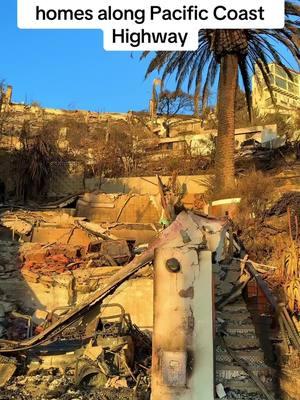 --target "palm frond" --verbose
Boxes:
[141,3,300,121]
